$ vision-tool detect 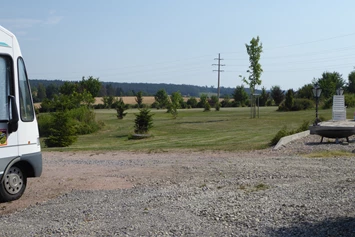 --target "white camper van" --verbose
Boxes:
[0,26,42,202]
